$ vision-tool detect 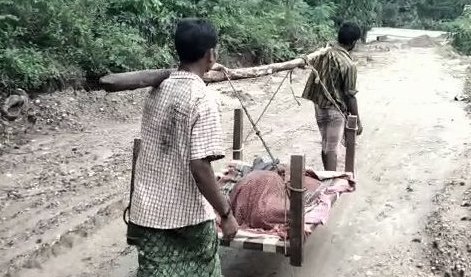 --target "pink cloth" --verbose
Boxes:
[305,176,354,223]
[220,166,355,238]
